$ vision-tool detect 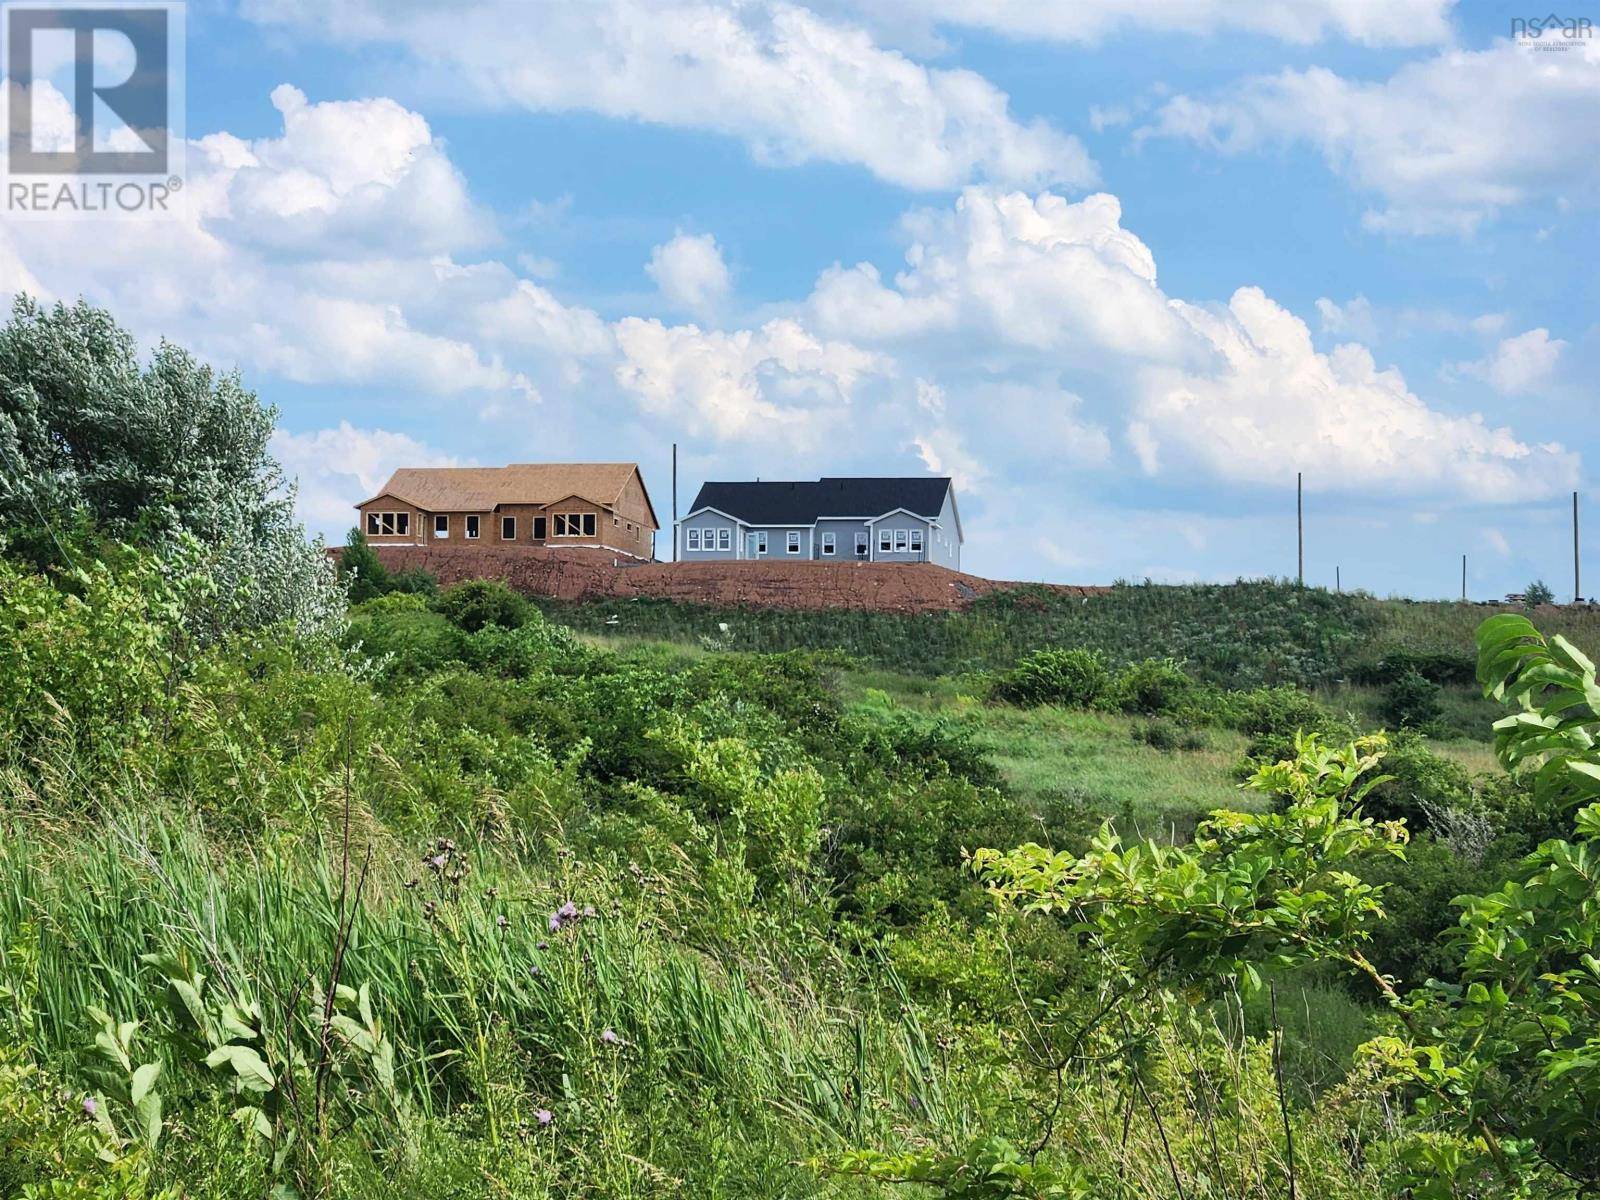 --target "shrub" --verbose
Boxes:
[990,647,1111,707]
[1228,684,1332,739]
[1349,648,1475,688]
[339,528,391,603]
[1108,657,1195,717]
[1380,667,1443,732]
[1524,578,1555,607]
[432,579,530,632]
[1353,729,1471,830]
